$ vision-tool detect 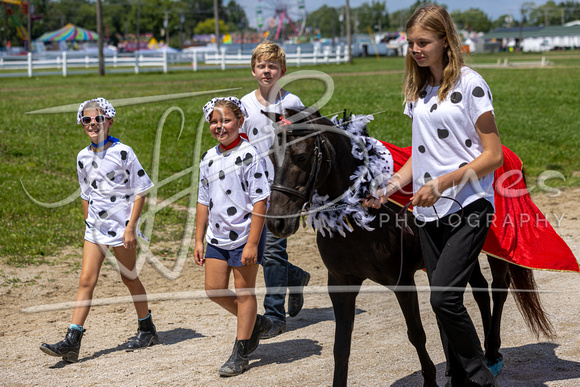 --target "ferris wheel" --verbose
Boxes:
[256,0,307,41]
